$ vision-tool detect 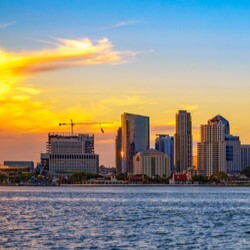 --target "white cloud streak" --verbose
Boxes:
[0,21,16,29]
[0,37,135,76]
[100,20,139,30]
